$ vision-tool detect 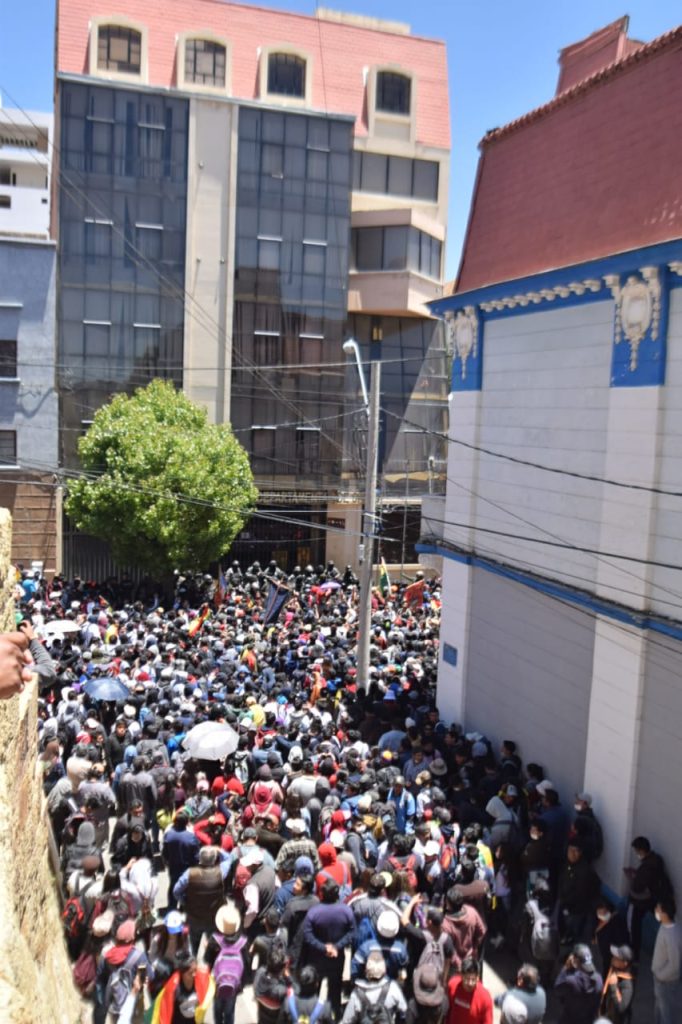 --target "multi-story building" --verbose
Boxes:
[53,0,451,574]
[422,18,682,898]
[0,109,58,570]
